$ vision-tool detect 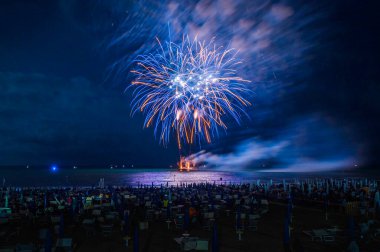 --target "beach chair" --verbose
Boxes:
[101,224,113,237]
[202,218,213,231]
[195,240,208,251]
[92,209,101,216]
[204,212,214,219]
[174,215,184,229]
[15,244,34,252]
[123,236,131,247]
[51,216,60,224]
[303,230,320,241]
[38,229,48,240]
[105,214,115,221]
[146,209,154,220]
[261,199,269,206]
[236,229,244,241]
[56,238,73,252]
[309,230,324,241]
[323,235,335,242]
[236,213,246,230]
[139,221,149,230]
[260,208,269,215]
[145,201,152,208]
[225,209,231,217]
[248,216,258,231]
[84,224,96,237]
[97,216,105,223]
[182,238,197,251]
